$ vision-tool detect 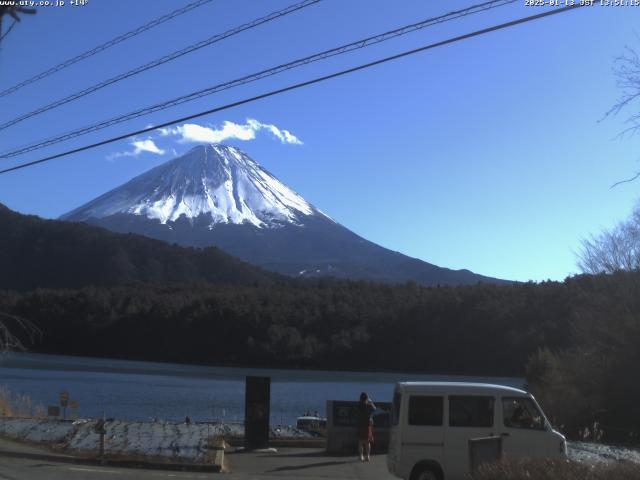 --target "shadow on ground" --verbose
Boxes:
[268,460,353,472]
